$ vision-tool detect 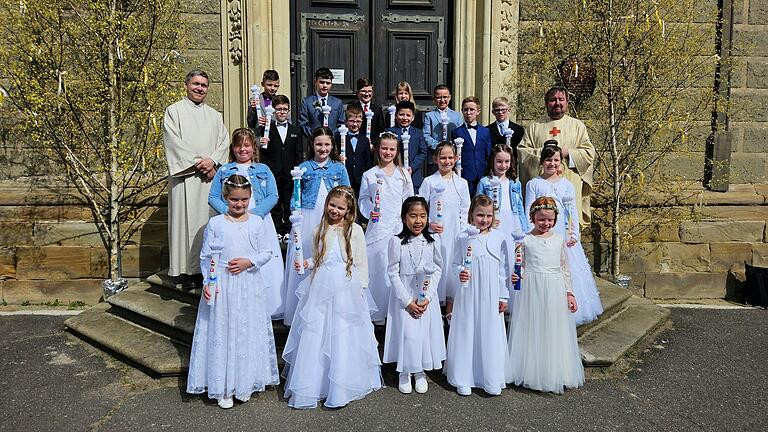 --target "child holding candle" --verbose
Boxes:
[334,105,373,198]
[247,69,281,134]
[282,127,351,326]
[188,174,279,409]
[505,196,584,394]
[476,144,530,242]
[359,132,414,323]
[451,96,493,196]
[348,77,386,142]
[298,67,345,137]
[208,128,284,319]
[423,84,462,176]
[283,186,382,409]
[384,196,445,394]
[524,144,603,326]
[386,100,428,190]
[387,81,423,129]
[444,195,511,397]
[417,141,470,303]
